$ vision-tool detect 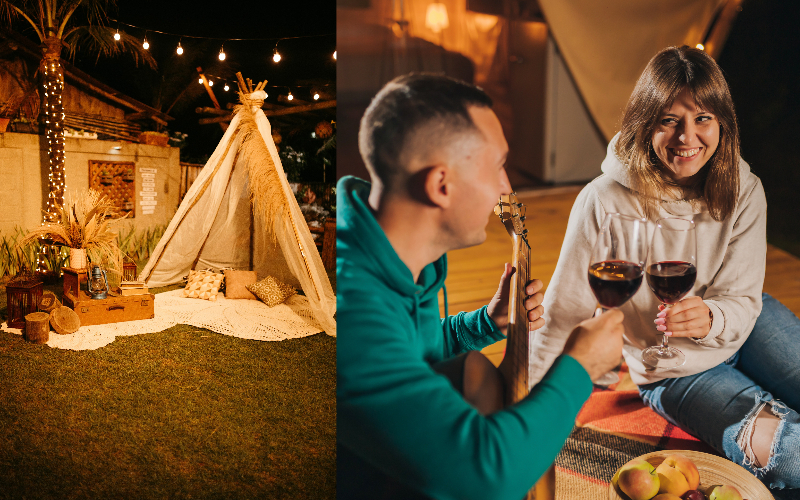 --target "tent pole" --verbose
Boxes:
[249,203,255,271]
